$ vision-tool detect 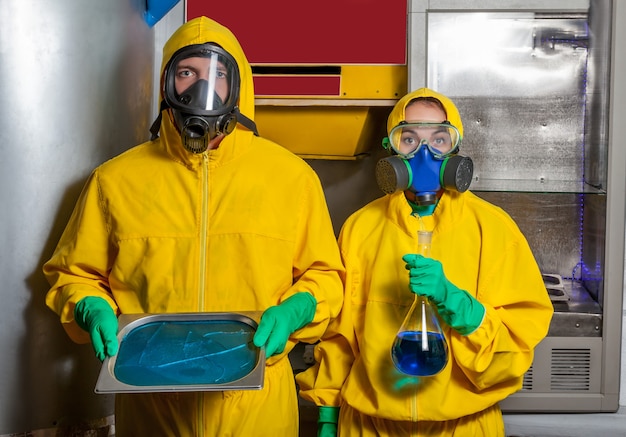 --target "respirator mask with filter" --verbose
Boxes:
[375,121,473,205]
[149,43,257,153]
